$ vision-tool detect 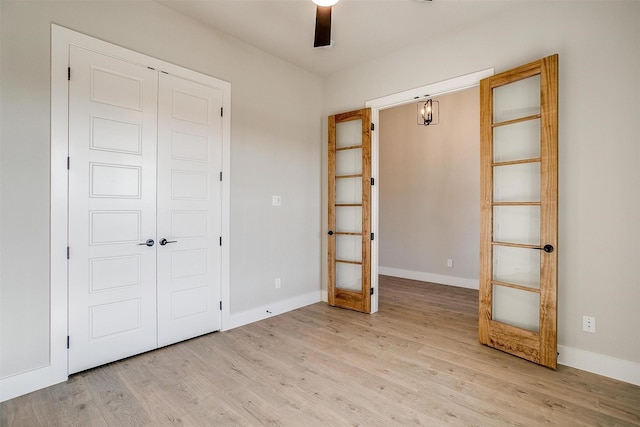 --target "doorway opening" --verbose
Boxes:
[377,86,481,306]
[365,68,494,313]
